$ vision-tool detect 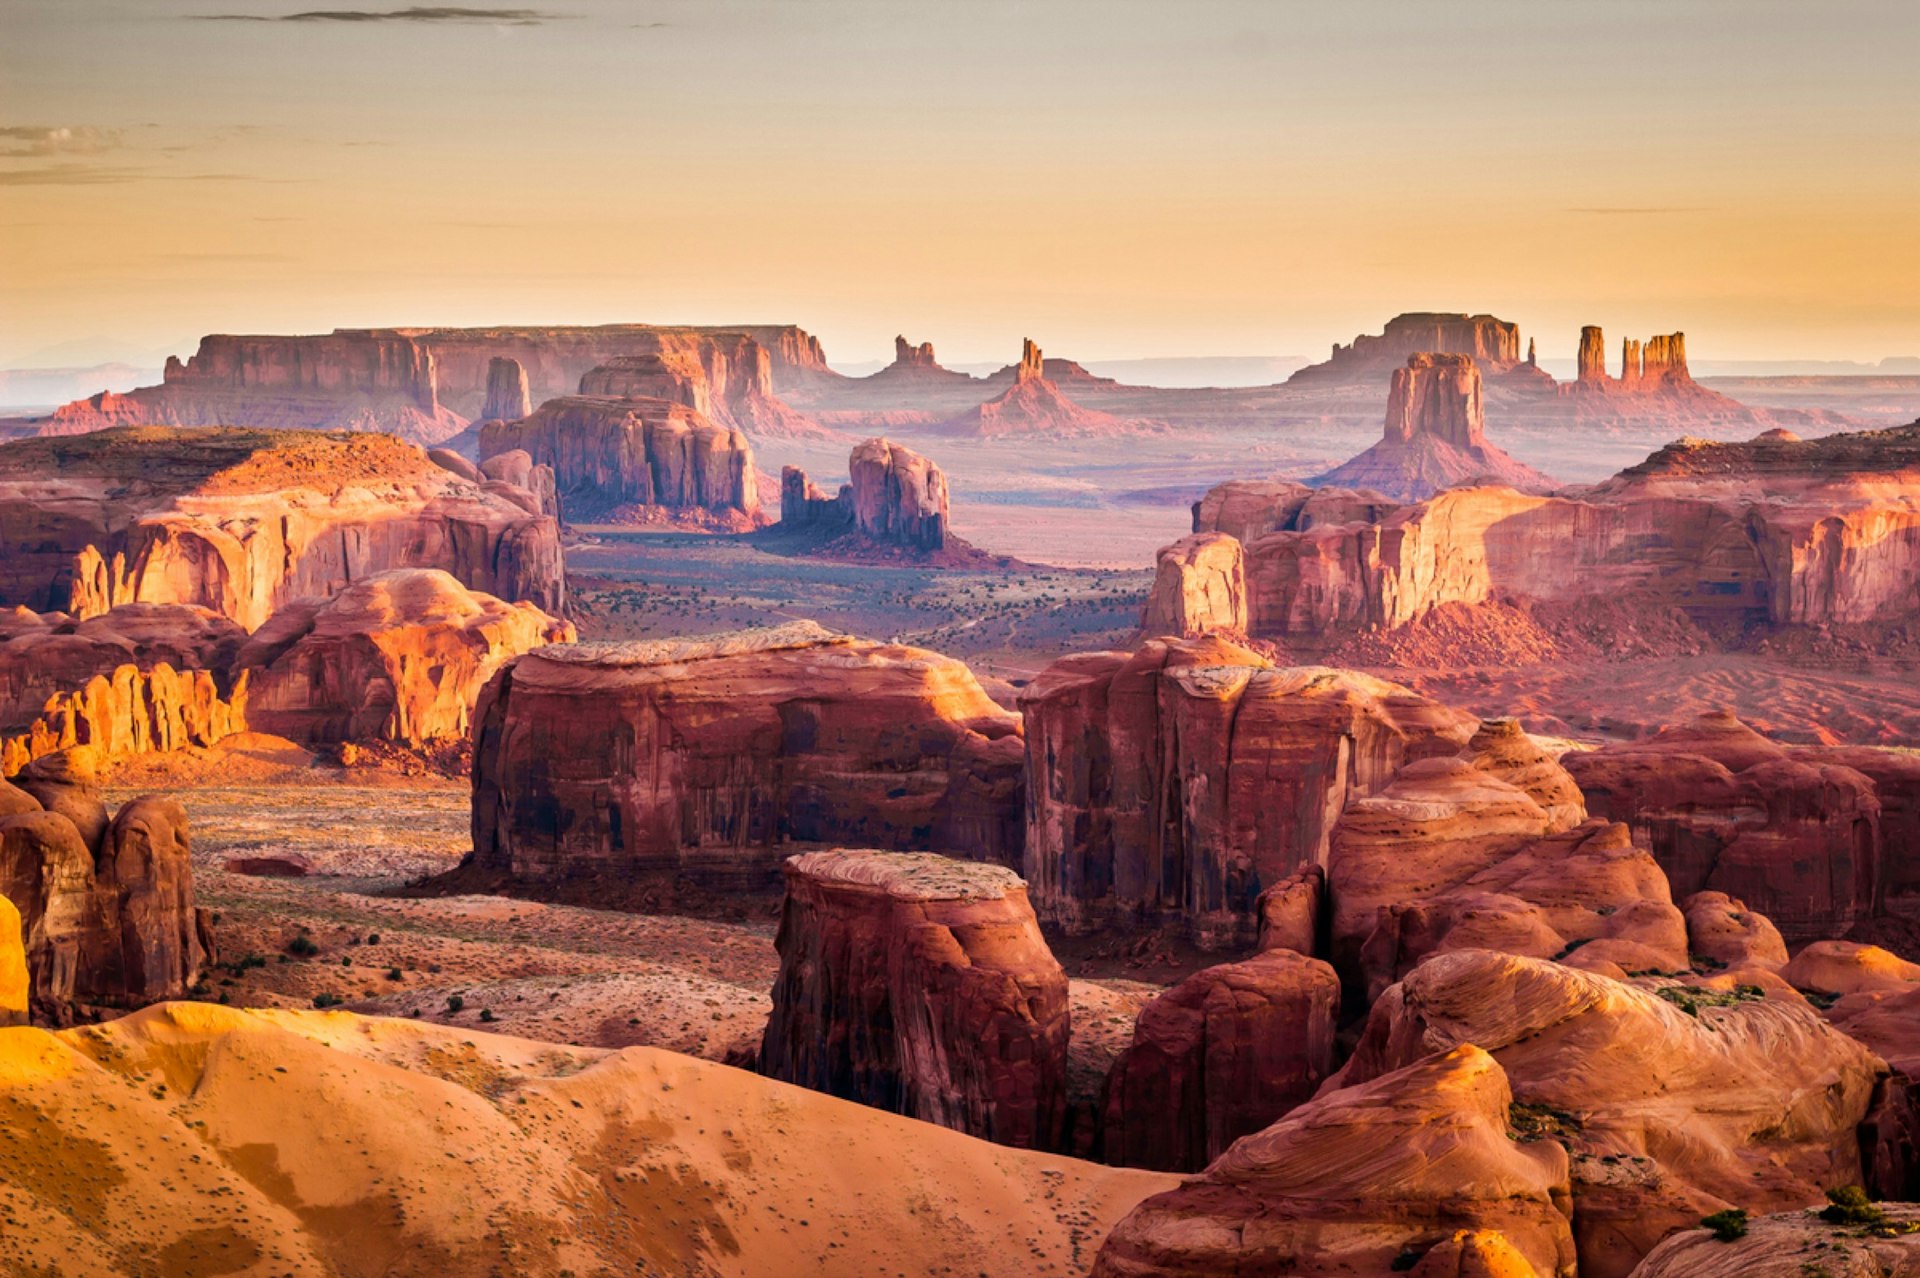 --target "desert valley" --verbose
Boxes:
[5,2,1920,1276]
